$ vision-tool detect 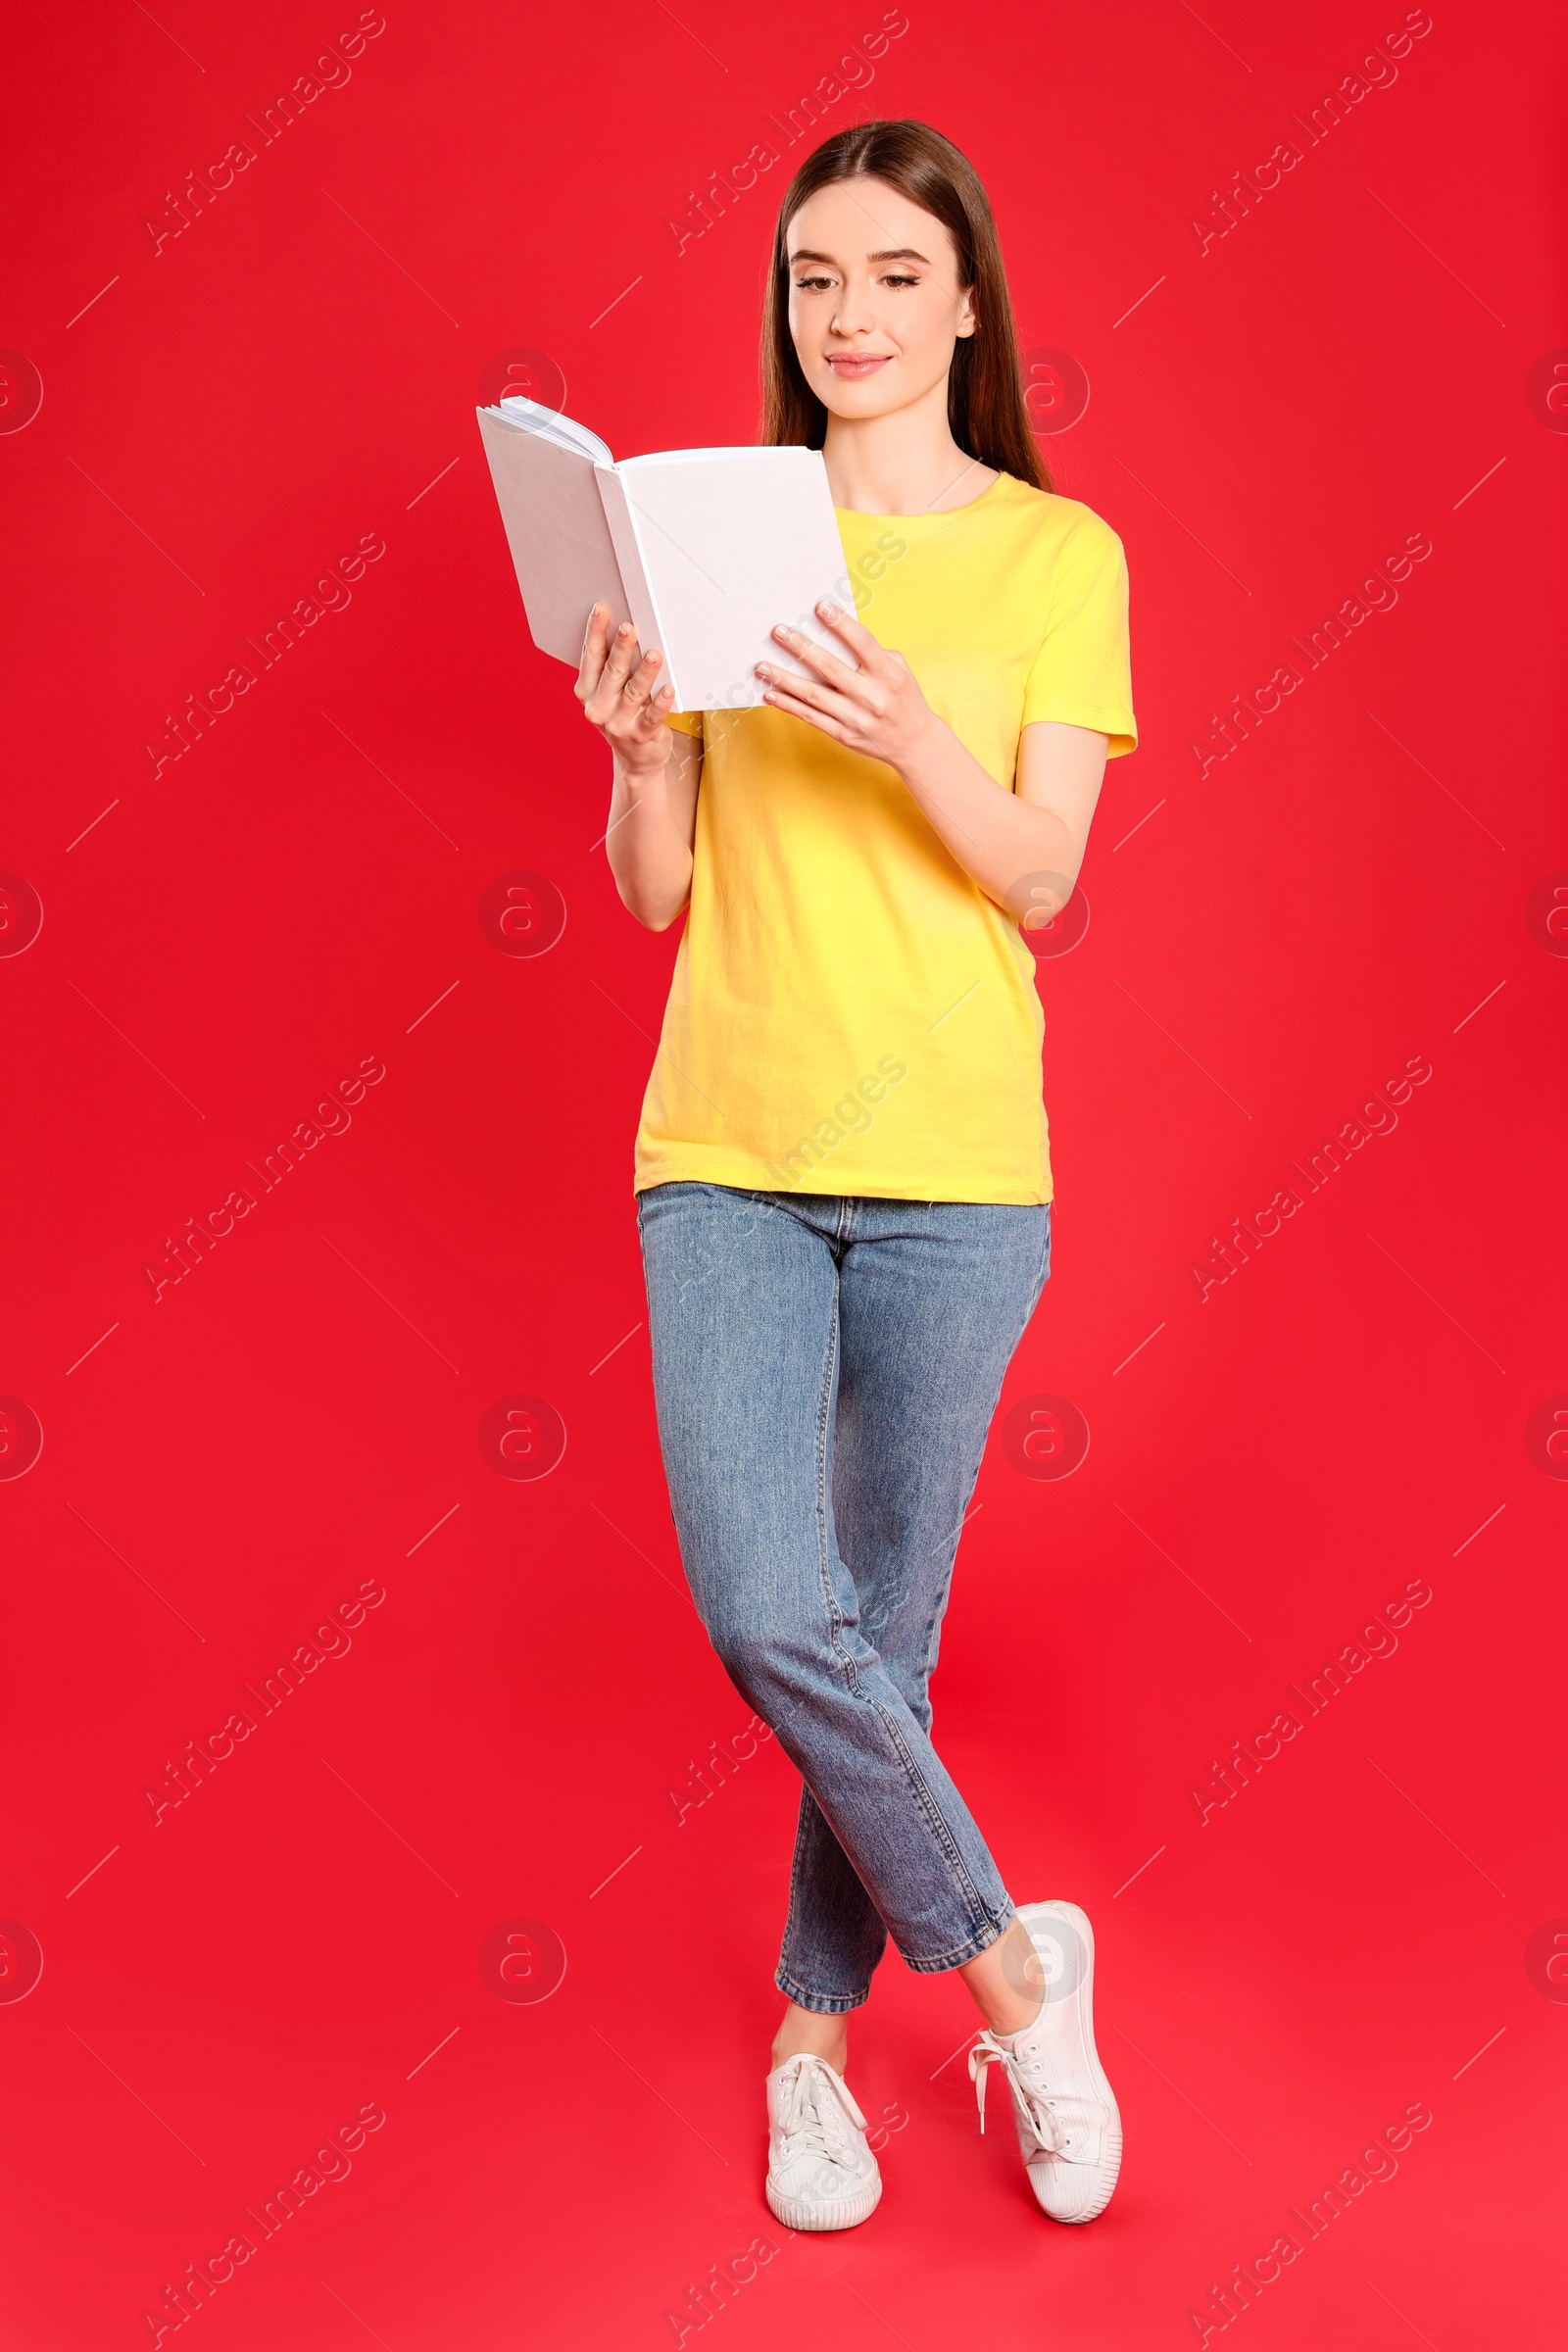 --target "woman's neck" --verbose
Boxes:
[820,384,997,516]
